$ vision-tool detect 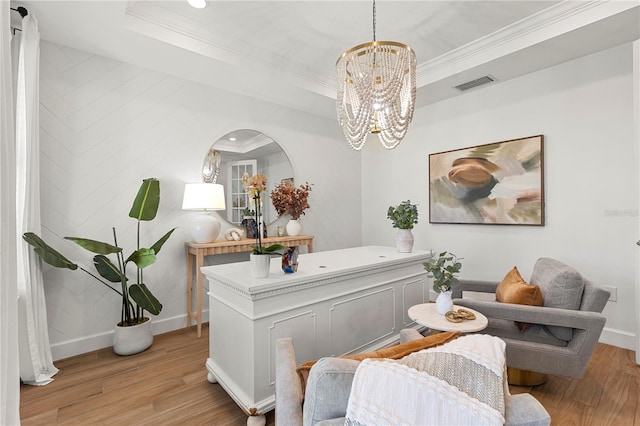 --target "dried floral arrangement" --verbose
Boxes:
[270,180,313,220]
